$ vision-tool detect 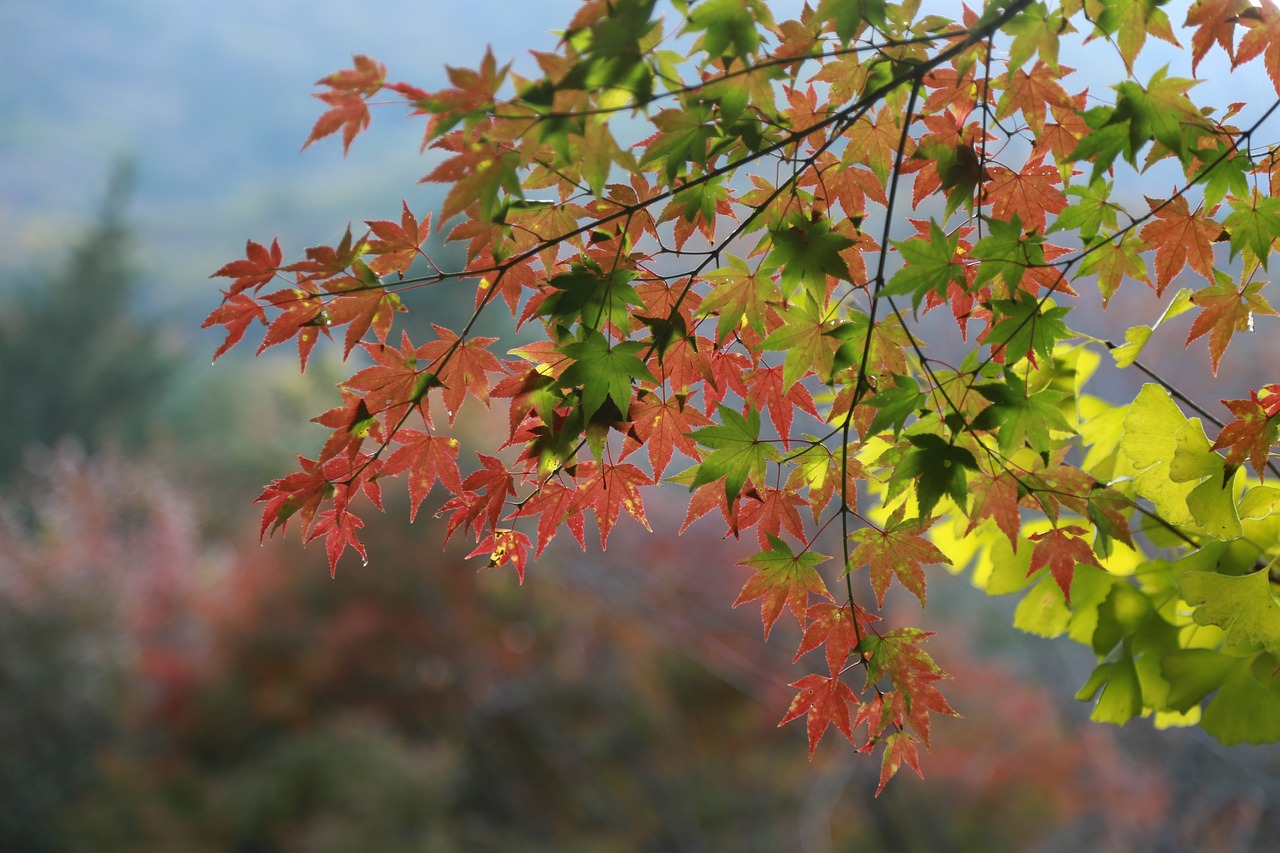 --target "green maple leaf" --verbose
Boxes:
[758,294,847,389]
[986,296,1073,365]
[1112,67,1202,165]
[559,330,656,421]
[1224,192,1280,268]
[882,220,964,309]
[972,369,1075,455]
[1050,178,1118,243]
[765,215,855,303]
[864,374,924,437]
[892,432,978,517]
[688,405,781,505]
[538,262,643,331]
[816,0,888,43]
[684,0,771,61]
[972,214,1046,294]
